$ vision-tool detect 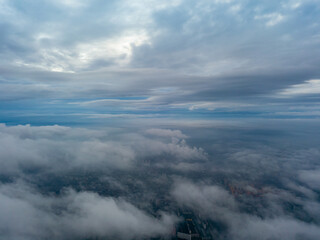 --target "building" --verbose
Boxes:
[177,219,200,240]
